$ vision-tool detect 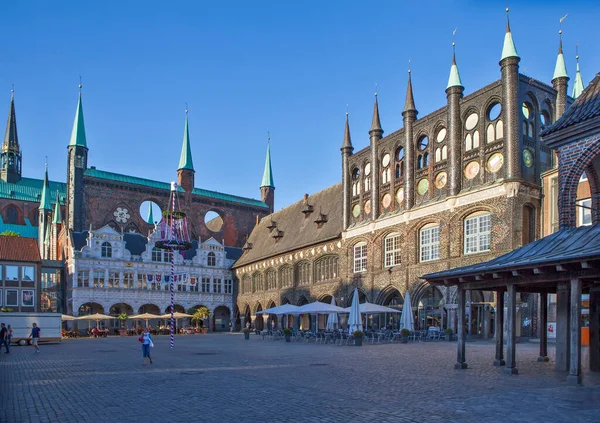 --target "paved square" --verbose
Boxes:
[2,334,600,422]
